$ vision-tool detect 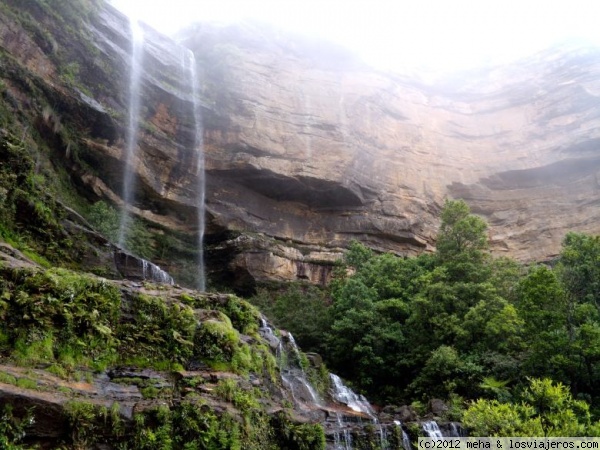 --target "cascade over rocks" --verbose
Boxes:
[1,1,600,289]
[0,242,459,448]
